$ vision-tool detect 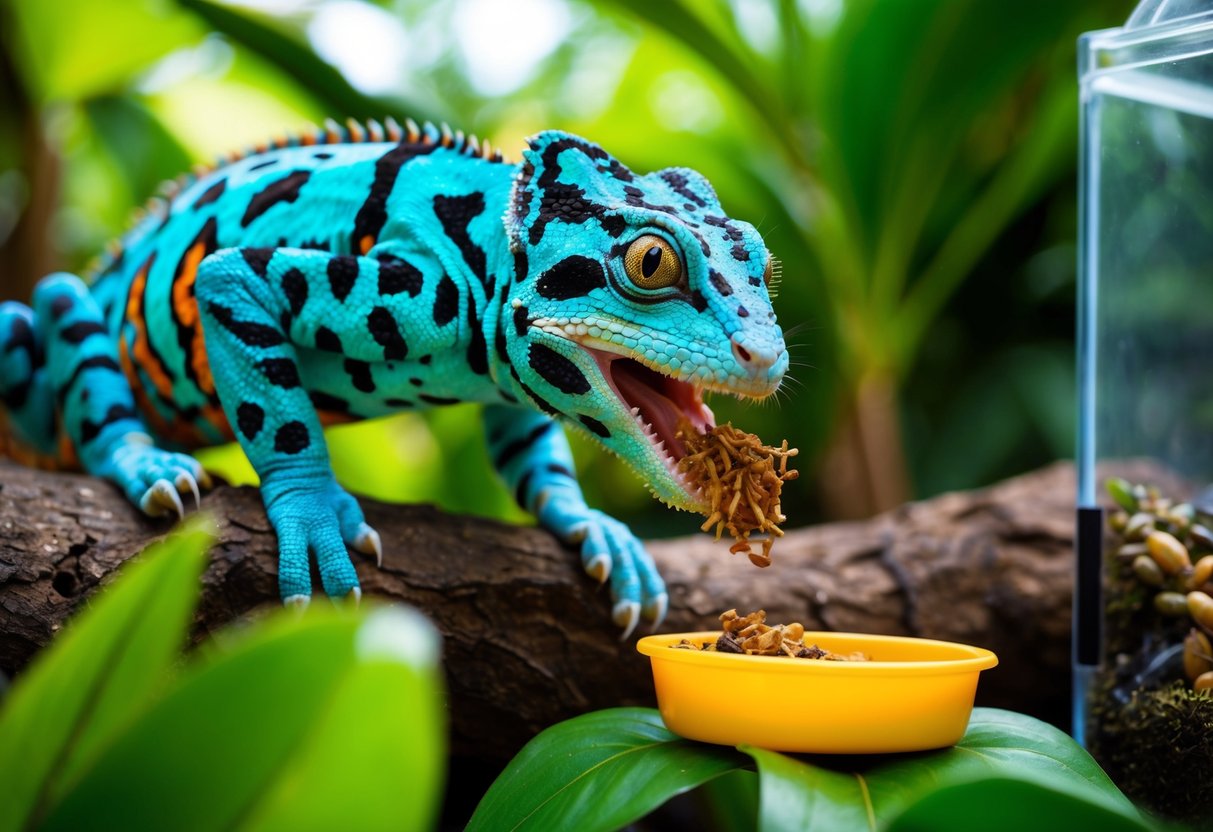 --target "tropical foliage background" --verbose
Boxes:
[0,1,1164,829]
[0,0,1132,531]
